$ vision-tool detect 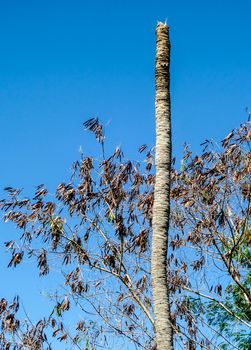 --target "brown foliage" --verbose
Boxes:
[0,120,250,349]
